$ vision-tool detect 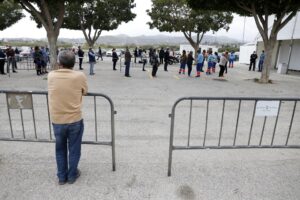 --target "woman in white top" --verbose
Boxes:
[219,52,228,77]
